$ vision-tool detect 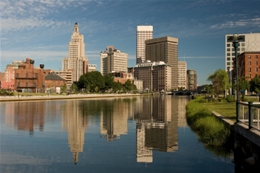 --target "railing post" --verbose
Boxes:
[248,102,252,129]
